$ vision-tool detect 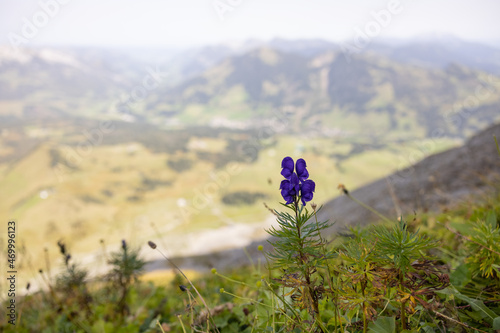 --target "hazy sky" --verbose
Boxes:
[1,0,499,48]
